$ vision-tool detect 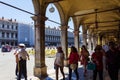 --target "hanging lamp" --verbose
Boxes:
[95,9,98,28]
[49,4,55,13]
